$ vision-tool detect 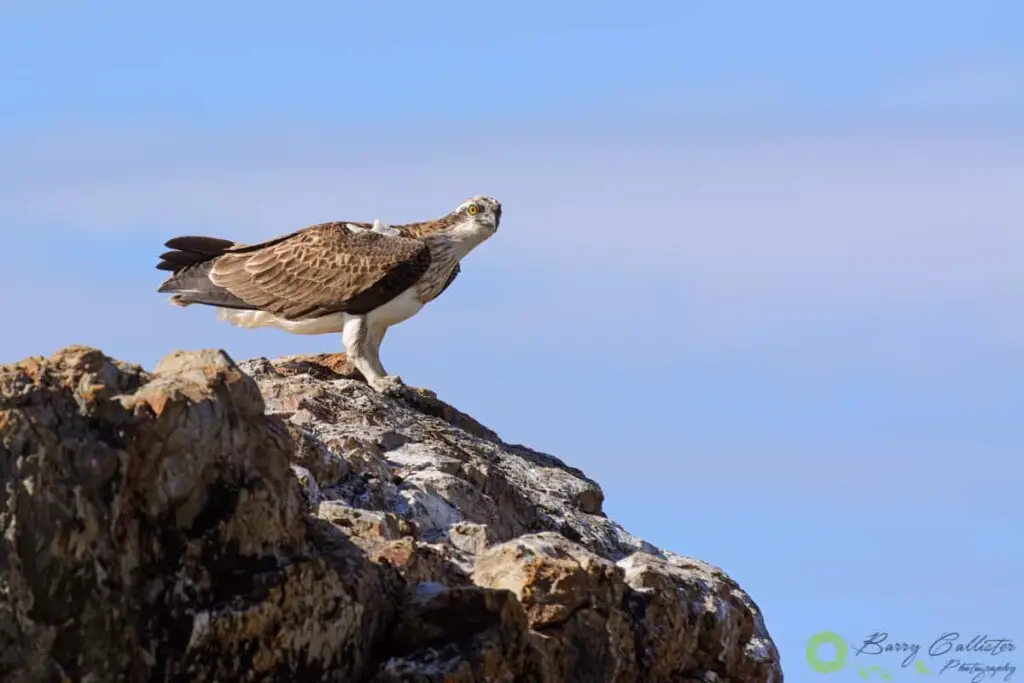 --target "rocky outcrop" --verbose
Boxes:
[0,346,782,683]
